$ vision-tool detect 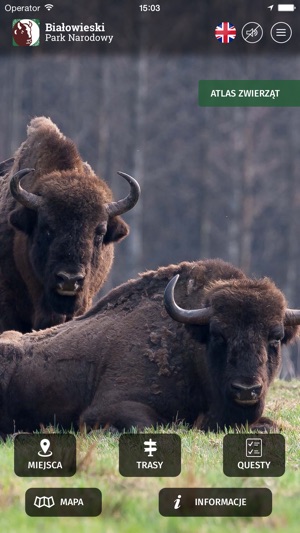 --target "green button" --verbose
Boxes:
[198,81,300,107]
